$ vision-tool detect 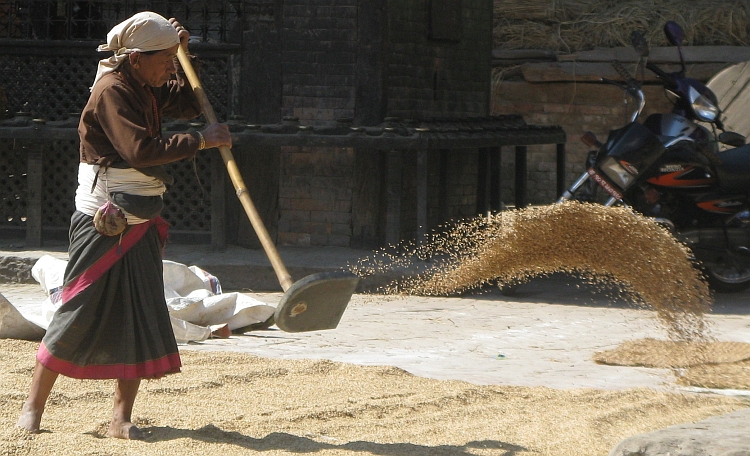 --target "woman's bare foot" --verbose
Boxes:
[16,401,42,433]
[108,420,145,440]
